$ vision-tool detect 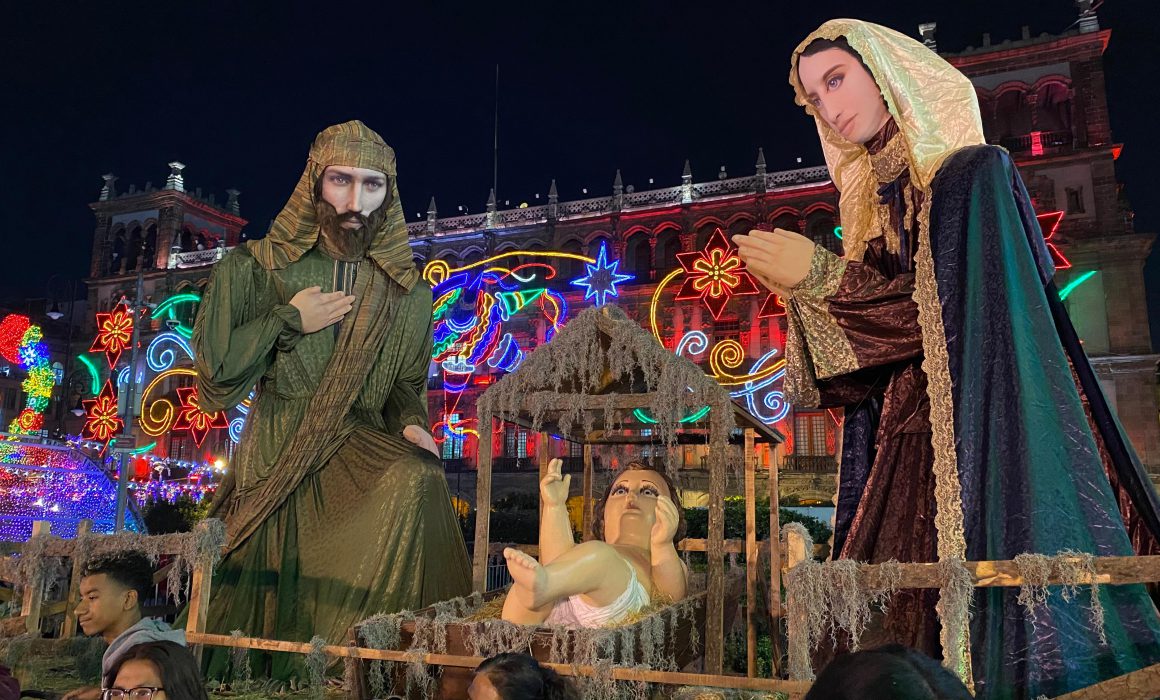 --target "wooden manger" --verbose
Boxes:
[330,305,798,697]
